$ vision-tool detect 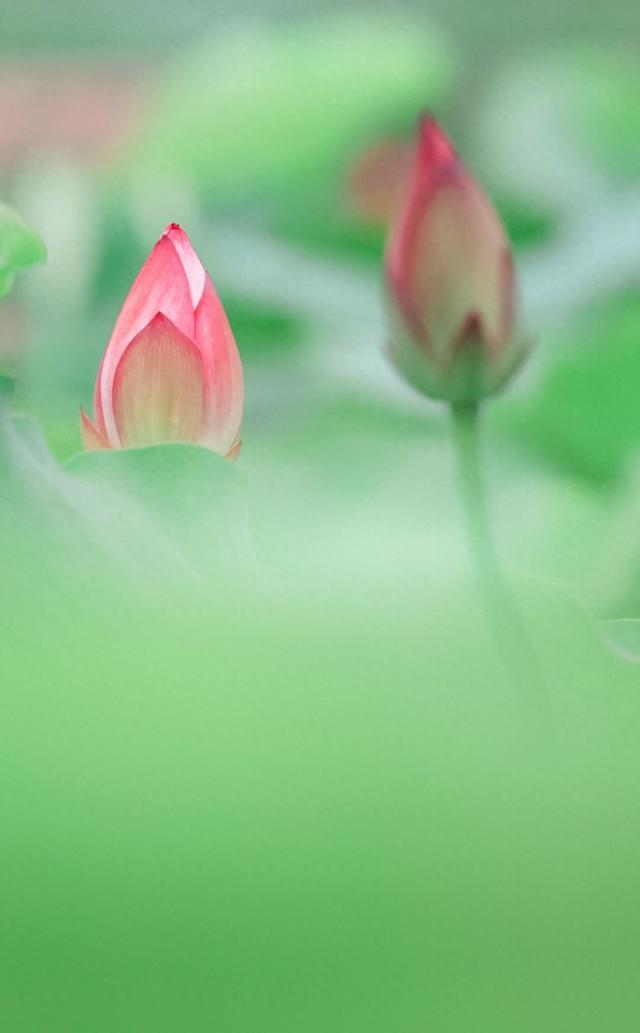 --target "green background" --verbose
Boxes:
[1,2,640,1029]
